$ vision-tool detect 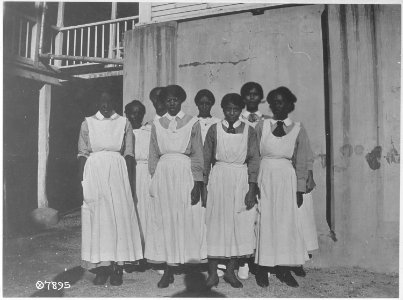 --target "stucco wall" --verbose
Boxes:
[324,4,400,273]
[123,4,400,273]
[176,4,331,268]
